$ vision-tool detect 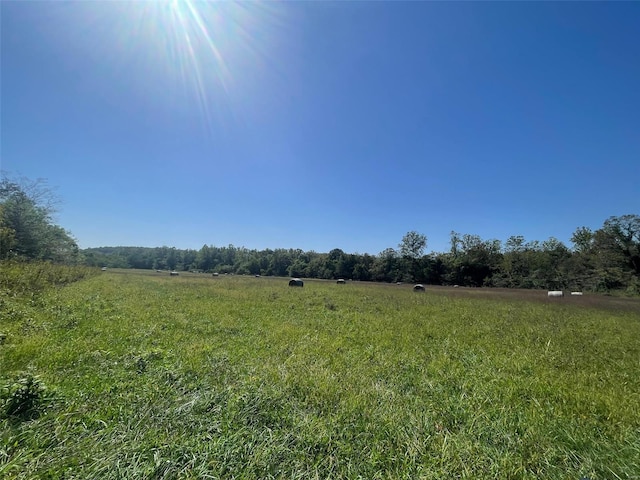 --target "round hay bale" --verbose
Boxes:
[170,271,179,276]
[212,272,219,276]
[289,278,304,287]
[336,279,346,284]
[547,290,563,297]
[413,284,425,292]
